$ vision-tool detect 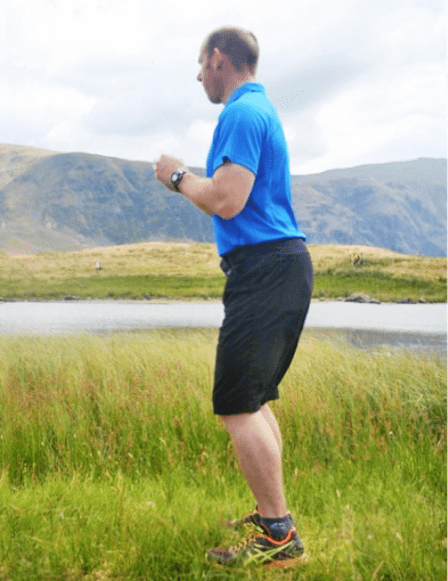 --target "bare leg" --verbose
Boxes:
[260,403,282,456]
[221,410,287,518]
